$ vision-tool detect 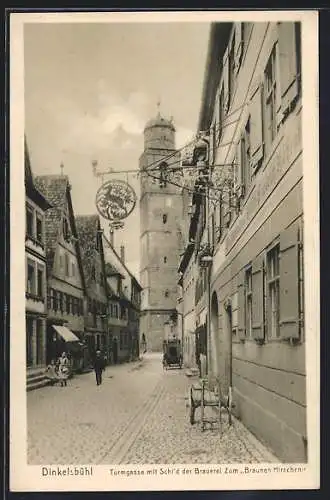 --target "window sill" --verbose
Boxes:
[26,293,45,303]
[25,234,45,250]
